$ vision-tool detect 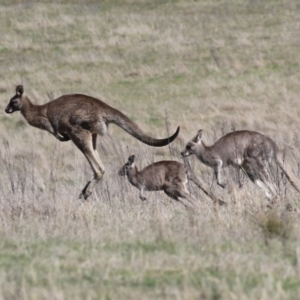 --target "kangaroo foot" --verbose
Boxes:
[79,181,93,200]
